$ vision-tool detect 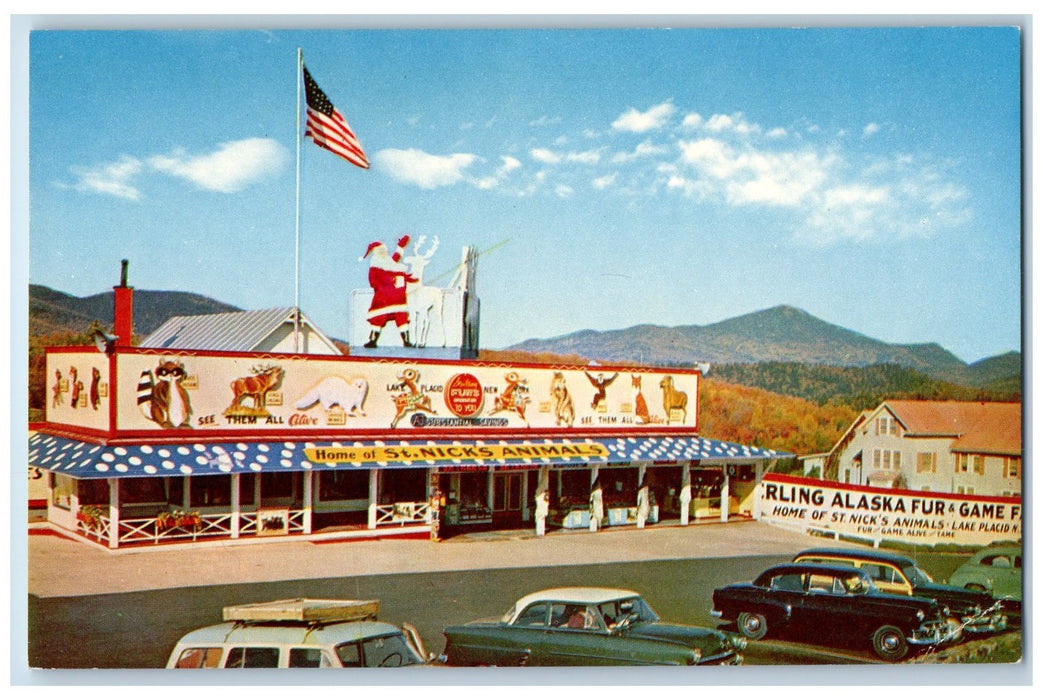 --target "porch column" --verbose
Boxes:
[680,463,691,526]
[107,477,120,550]
[720,467,730,524]
[534,466,549,537]
[231,473,240,538]
[590,466,600,487]
[486,469,494,513]
[521,470,530,521]
[367,468,378,529]
[302,471,313,534]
